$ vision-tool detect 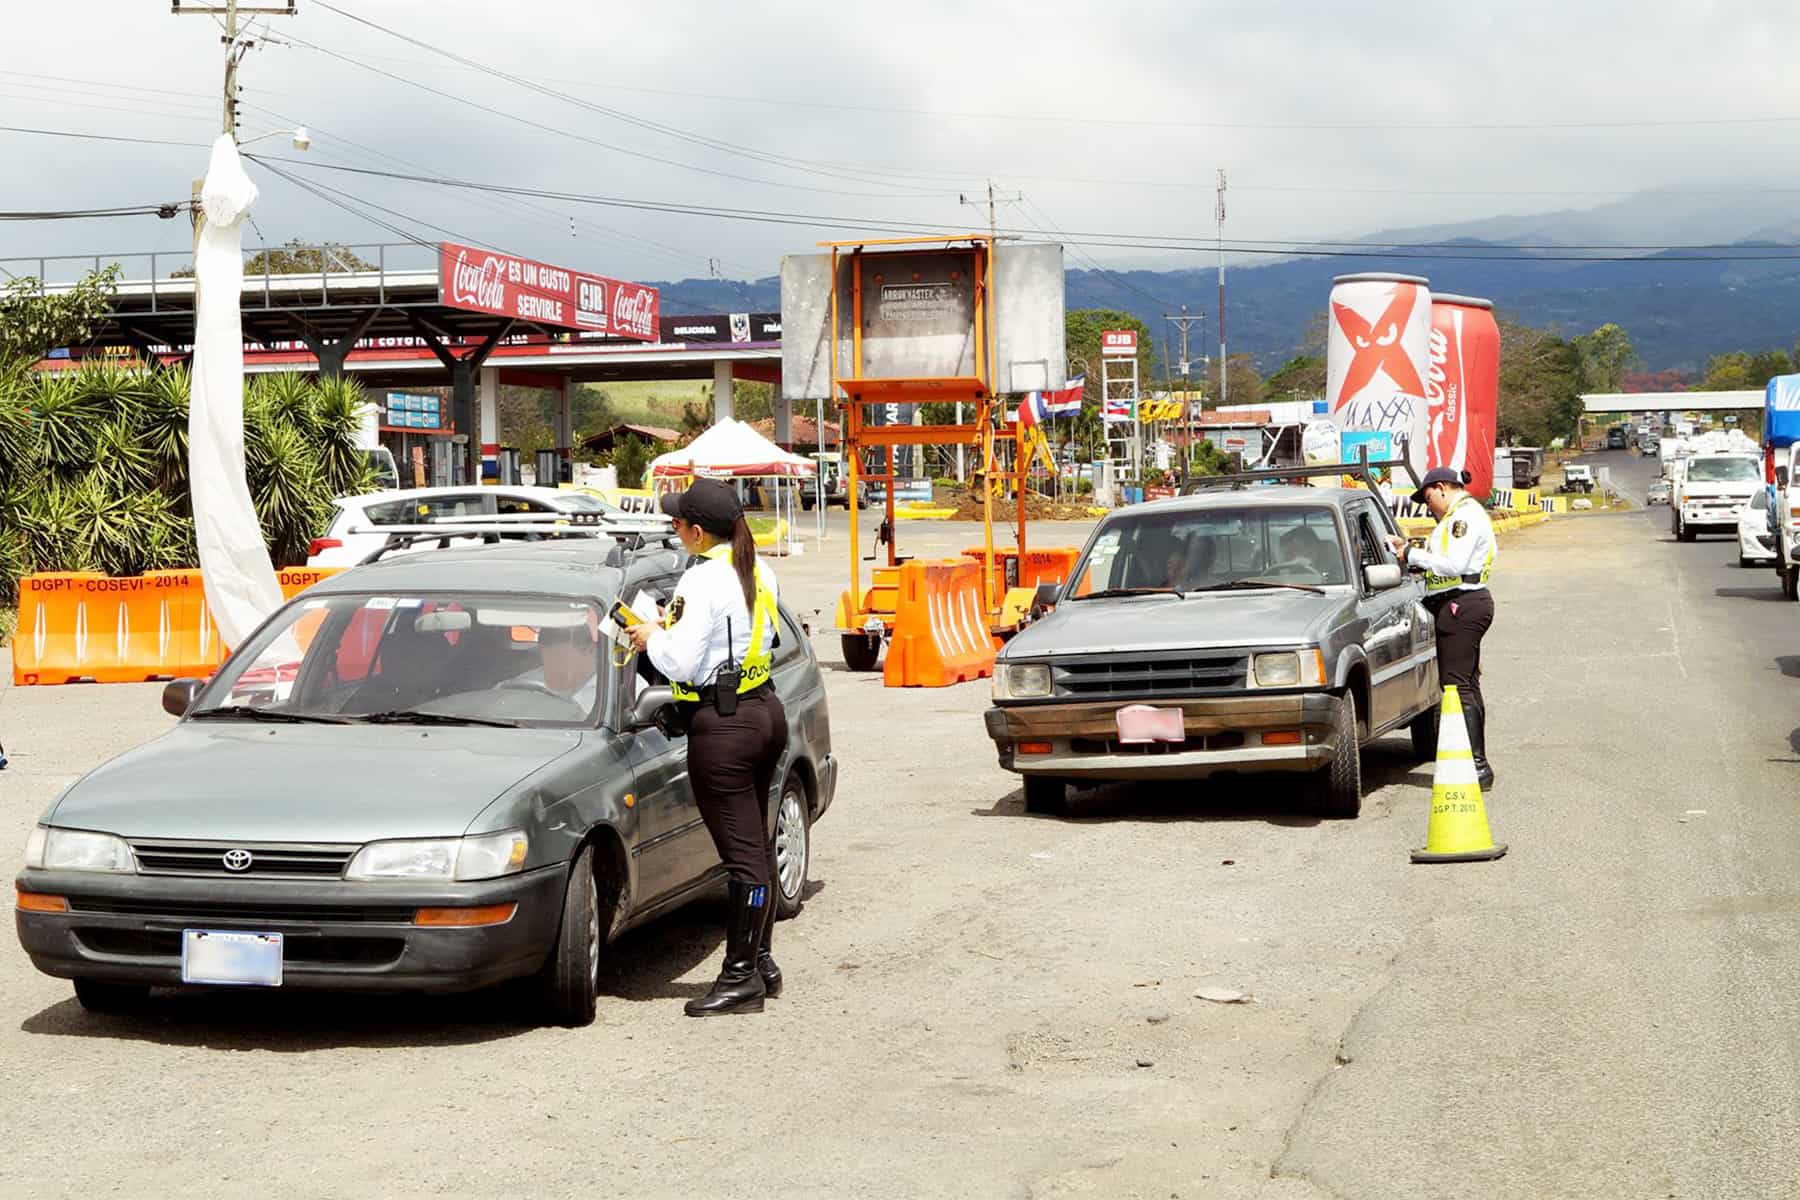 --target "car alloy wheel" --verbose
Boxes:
[774,778,810,919]
[535,844,601,1027]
